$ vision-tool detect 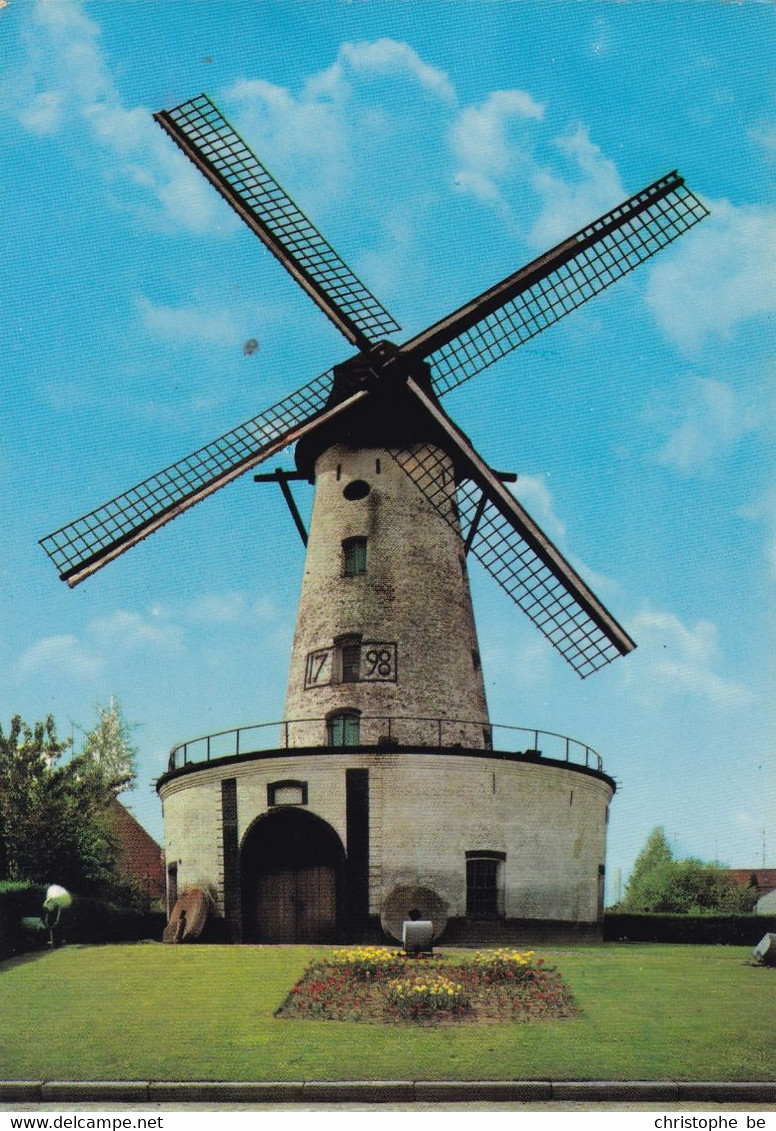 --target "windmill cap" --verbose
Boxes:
[295,350,471,477]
